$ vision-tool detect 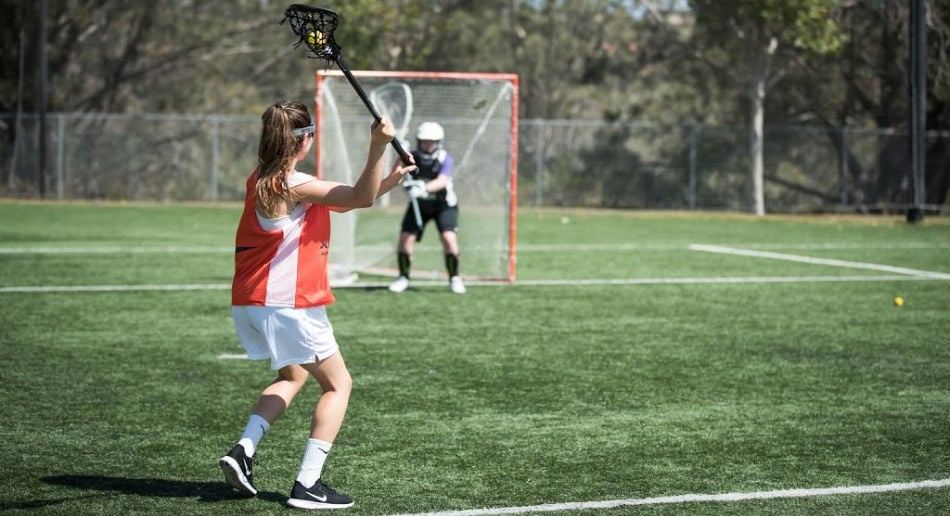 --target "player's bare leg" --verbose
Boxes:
[220,364,310,496]
[287,353,354,509]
